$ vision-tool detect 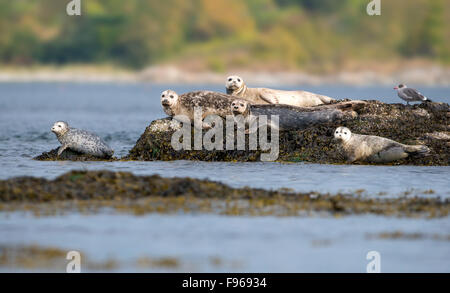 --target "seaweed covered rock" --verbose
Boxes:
[127,101,450,165]
[0,170,448,218]
[34,147,117,162]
